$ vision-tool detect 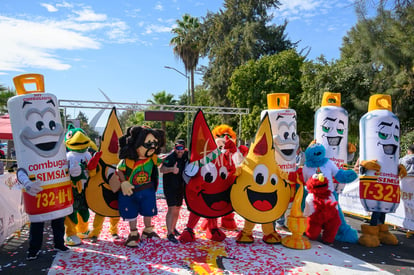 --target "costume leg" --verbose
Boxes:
[236,220,255,243]
[206,218,226,242]
[142,216,160,239]
[378,223,398,245]
[358,224,380,247]
[306,217,322,241]
[28,222,44,254]
[109,217,121,236]
[321,214,341,244]
[333,192,358,243]
[76,210,90,238]
[51,217,66,248]
[262,222,281,244]
[221,213,237,230]
[65,216,81,246]
[89,214,105,238]
[179,212,200,243]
